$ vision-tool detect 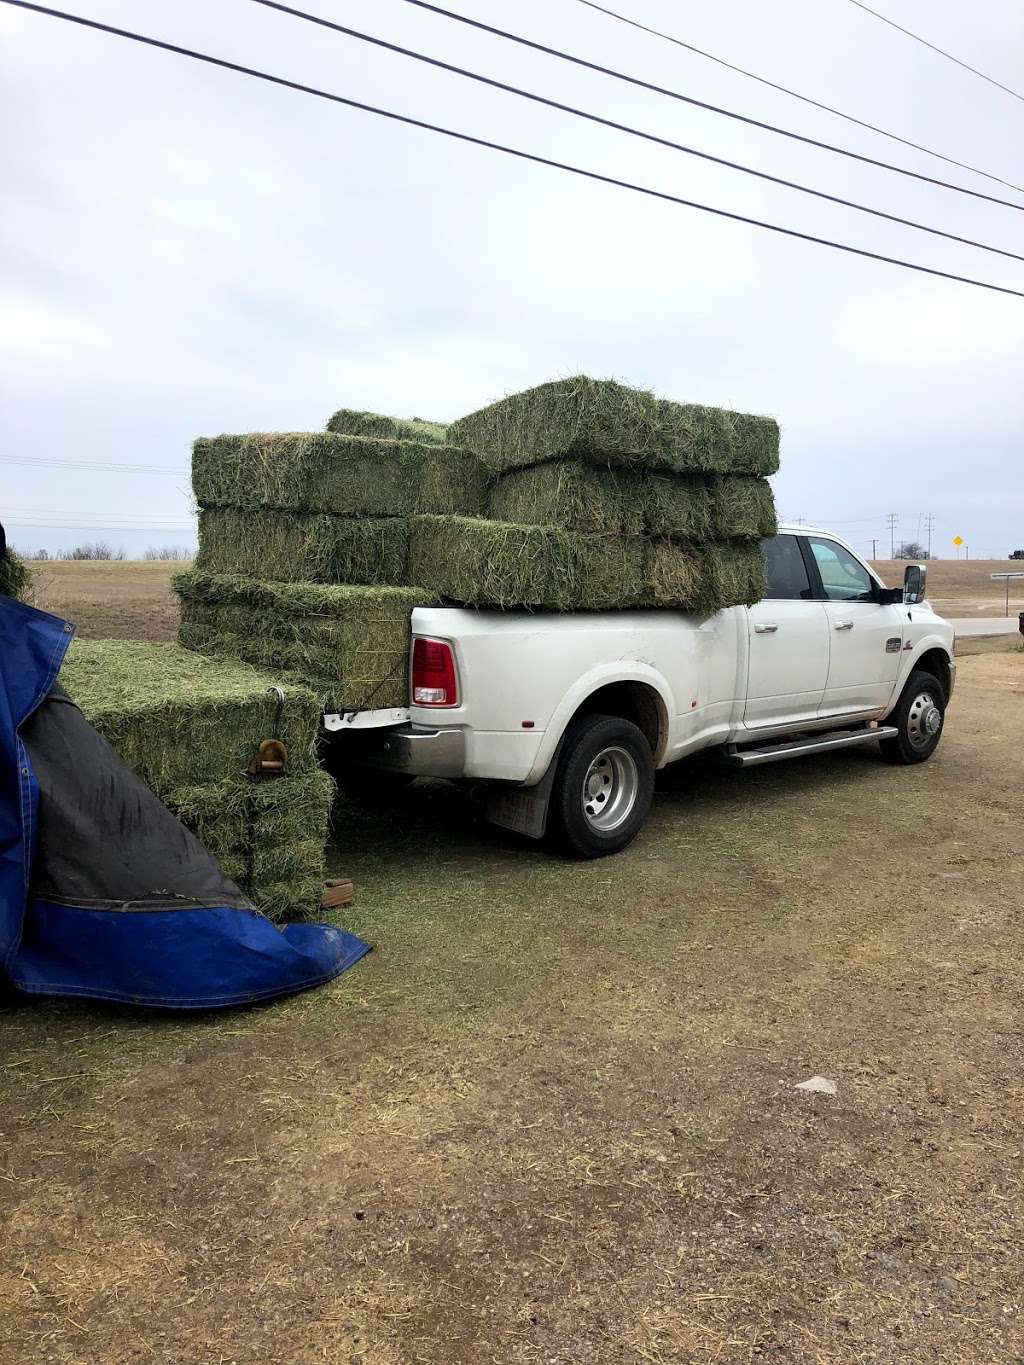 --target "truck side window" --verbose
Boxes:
[807,537,875,602]
[762,535,813,600]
